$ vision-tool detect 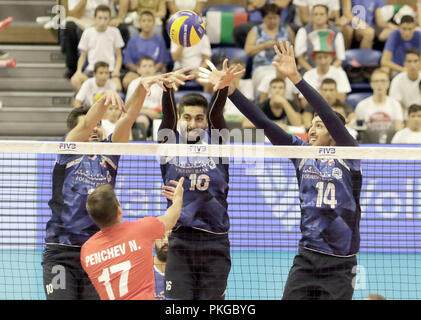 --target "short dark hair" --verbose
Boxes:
[400,15,415,25]
[406,48,420,57]
[408,104,421,115]
[314,111,346,126]
[94,5,111,17]
[269,77,285,86]
[138,55,155,65]
[94,61,109,73]
[66,105,90,131]
[86,184,120,229]
[320,78,337,88]
[140,10,155,19]
[260,3,281,17]
[178,93,208,116]
[312,4,329,14]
